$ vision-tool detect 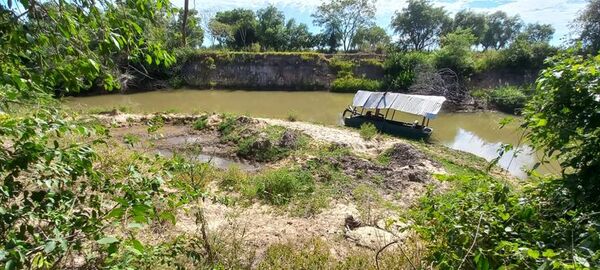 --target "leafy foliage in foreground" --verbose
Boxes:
[524,51,600,198]
[413,174,599,269]
[0,108,179,268]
